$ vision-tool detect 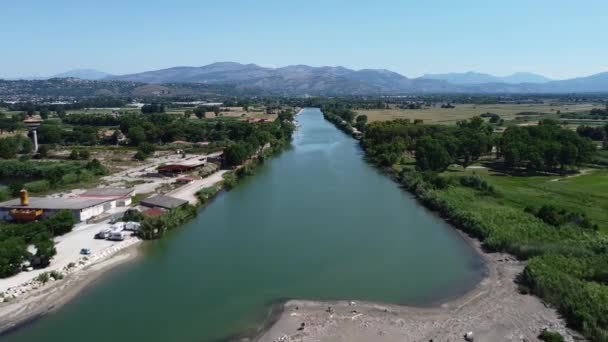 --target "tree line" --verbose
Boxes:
[362,117,595,173]
[347,112,606,341]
